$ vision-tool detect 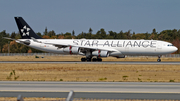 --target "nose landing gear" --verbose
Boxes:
[157,55,161,62]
